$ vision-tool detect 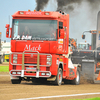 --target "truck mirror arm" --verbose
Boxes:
[82,30,91,39]
[83,31,91,35]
